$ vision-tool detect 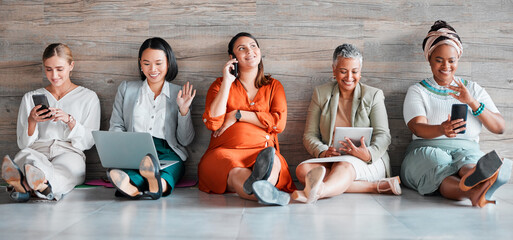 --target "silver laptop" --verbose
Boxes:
[92,131,178,170]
